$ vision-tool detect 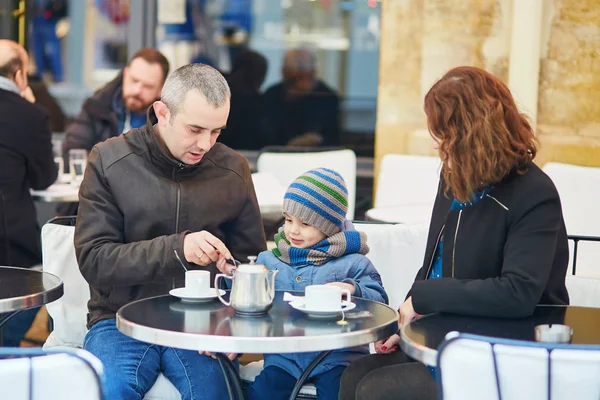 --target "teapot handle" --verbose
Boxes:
[214,274,232,306]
